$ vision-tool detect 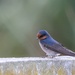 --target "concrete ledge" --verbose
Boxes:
[0,56,75,75]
